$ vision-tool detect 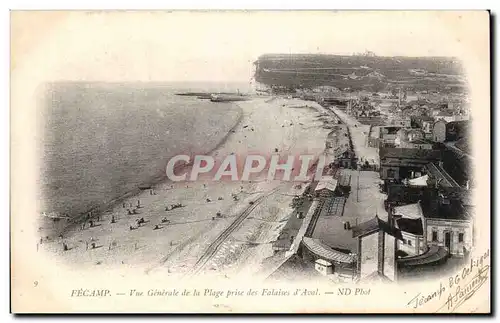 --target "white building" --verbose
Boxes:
[352,216,403,282]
